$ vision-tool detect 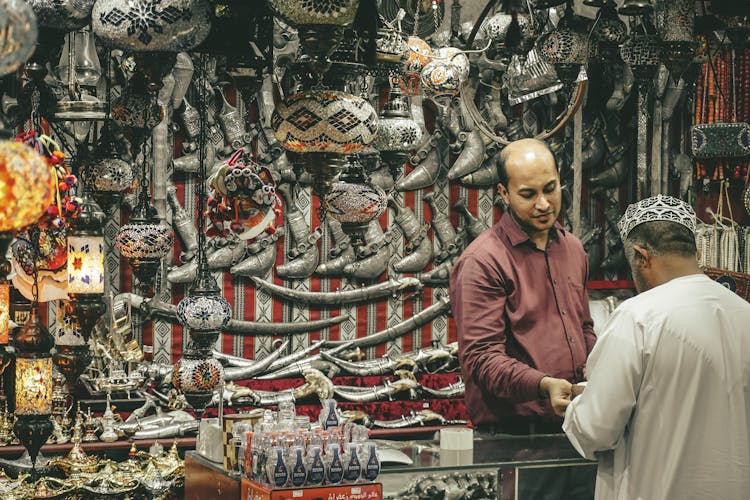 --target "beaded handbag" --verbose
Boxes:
[690,122,750,159]
[703,267,750,303]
